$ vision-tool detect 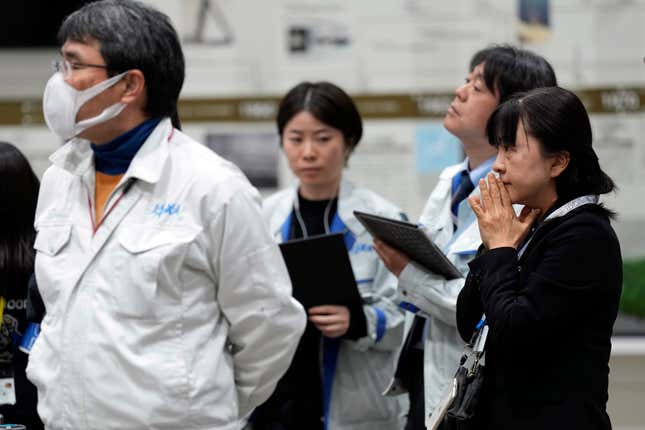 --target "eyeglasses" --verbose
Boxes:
[51,58,110,79]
